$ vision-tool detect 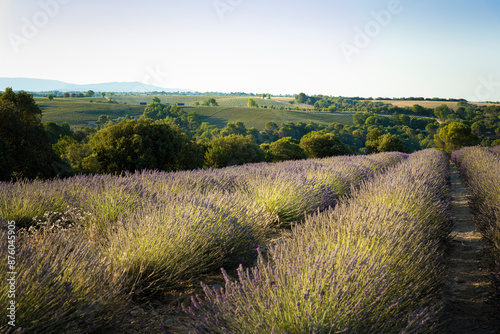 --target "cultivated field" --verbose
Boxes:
[3,149,487,333]
[185,106,354,129]
[35,97,146,126]
[35,97,353,129]
[371,100,500,110]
